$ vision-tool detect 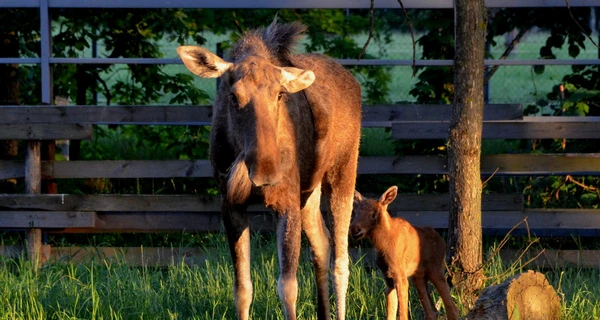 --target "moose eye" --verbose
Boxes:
[371,211,377,220]
[277,92,284,101]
